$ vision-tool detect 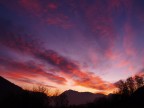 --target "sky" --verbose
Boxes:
[0,0,144,94]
